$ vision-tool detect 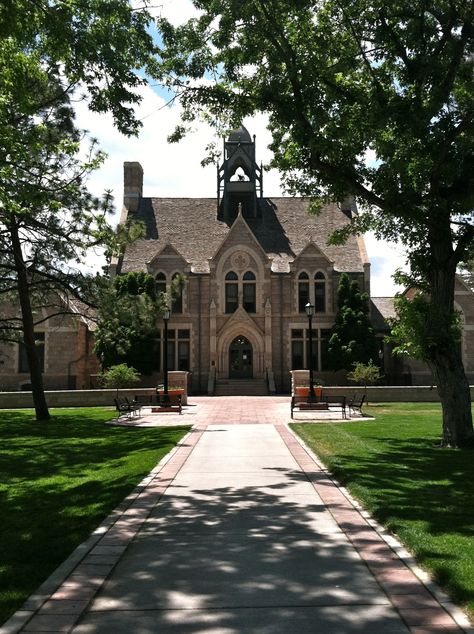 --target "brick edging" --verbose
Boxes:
[275,423,472,634]
[1,425,207,634]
